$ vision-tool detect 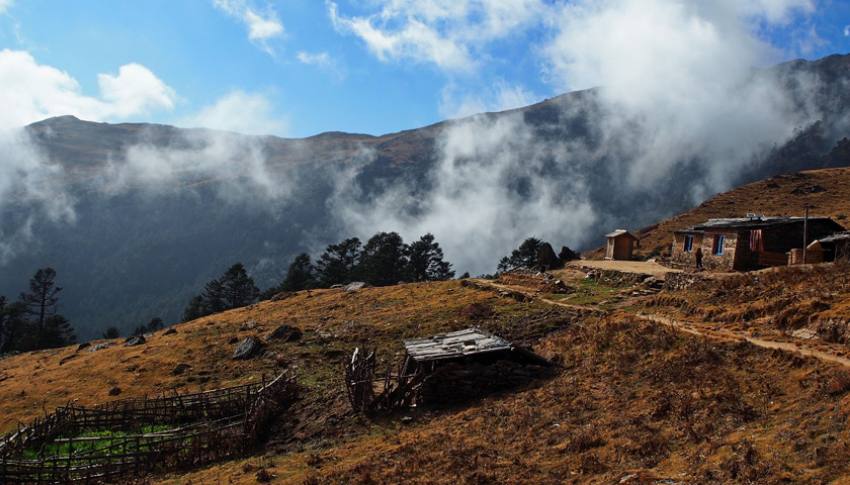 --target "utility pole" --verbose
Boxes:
[802,206,811,264]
